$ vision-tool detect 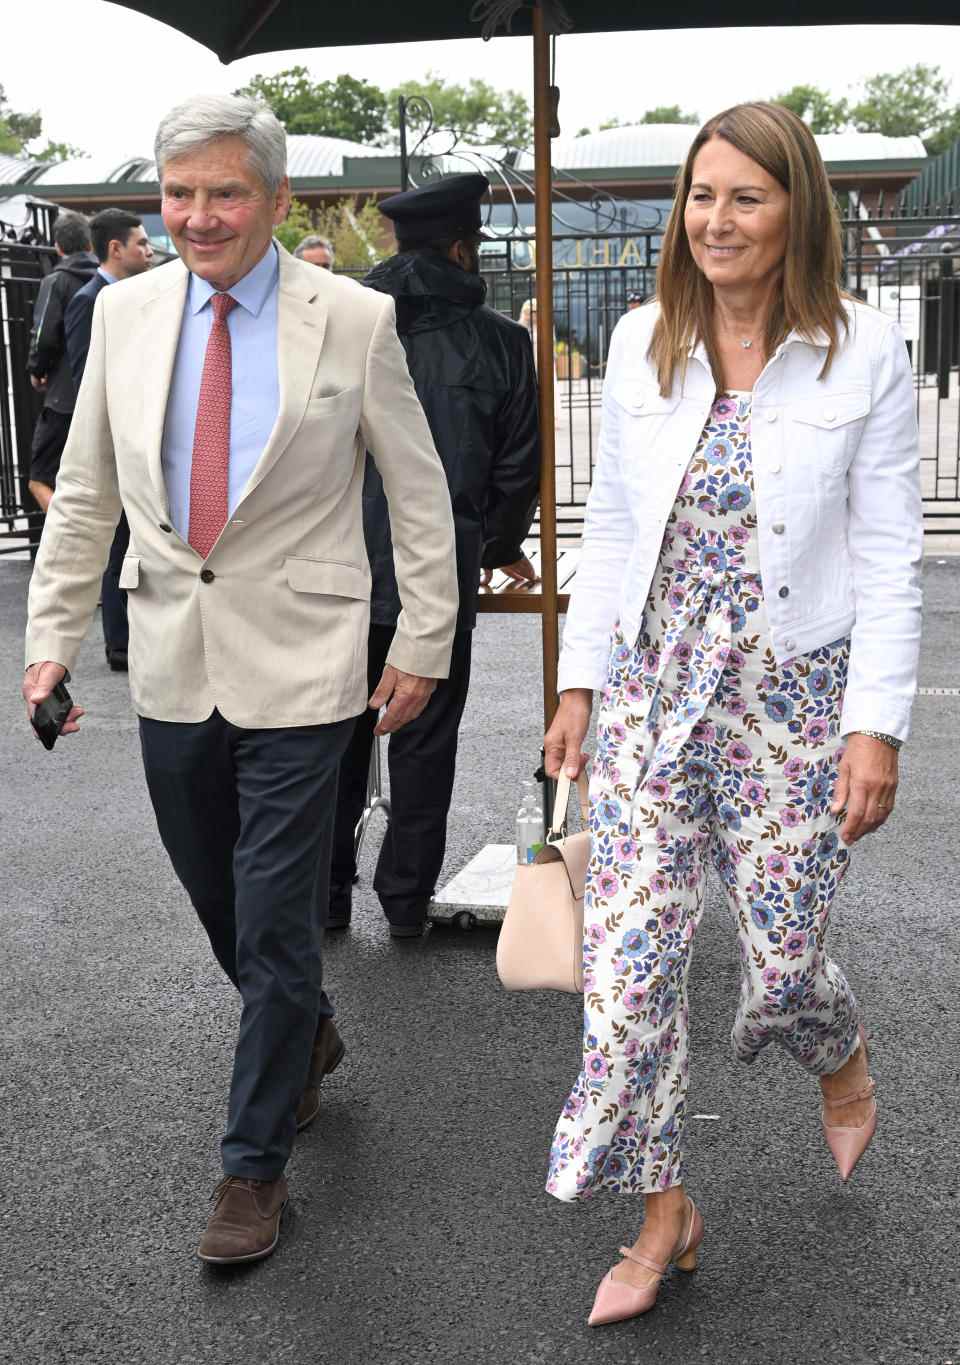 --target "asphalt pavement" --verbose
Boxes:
[1,557,958,1365]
